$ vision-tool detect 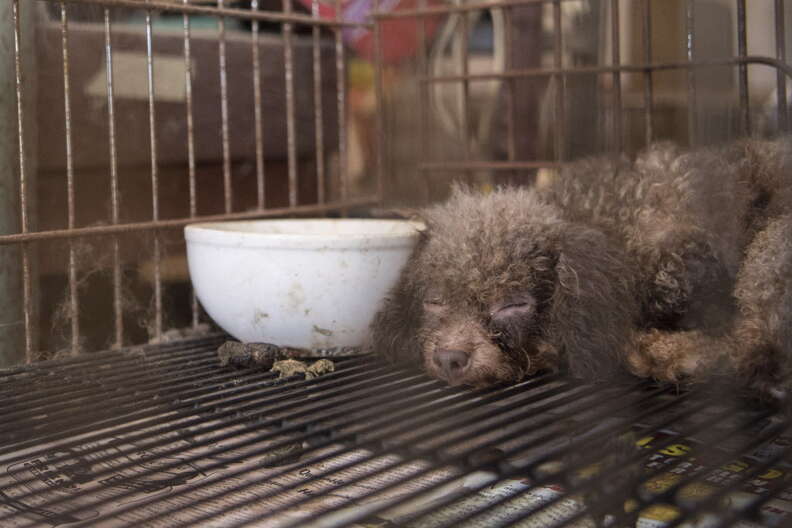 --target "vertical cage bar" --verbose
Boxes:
[685,0,697,145]
[218,0,233,214]
[20,255,31,359]
[610,0,622,154]
[552,0,565,161]
[459,5,470,161]
[183,8,196,219]
[504,7,516,162]
[251,0,266,209]
[643,0,654,145]
[335,0,348,201]
[283,0,299,207]
[104,9,123,348]
[0,0,24,367]
[417,0,430,201]
[736,0,749,136]
[145,4,163,340]
[61,3,81,356]
[775,0,788,133]
[372,0,386,202]
[312,0,325,204]
[12,0,33,362]
[183,1,199,329]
